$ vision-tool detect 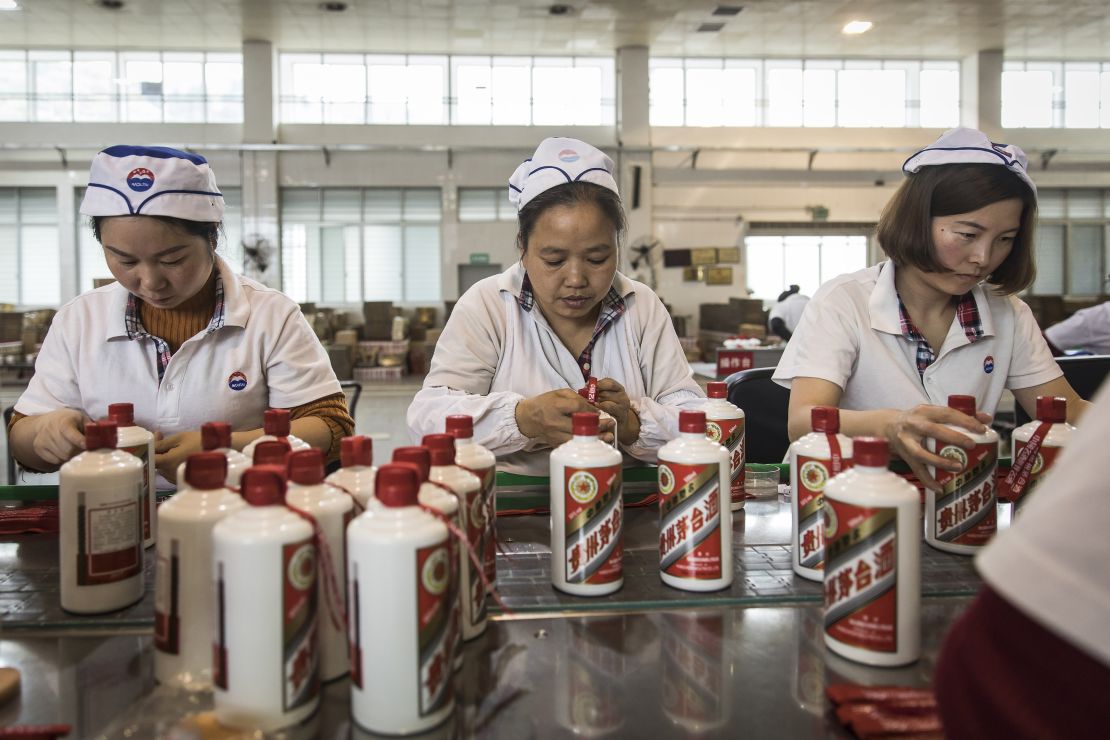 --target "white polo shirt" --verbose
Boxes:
[17,256,341,447]
[407,263,704,476]
[1045,301,1110,355]
[772,261,1061,415]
